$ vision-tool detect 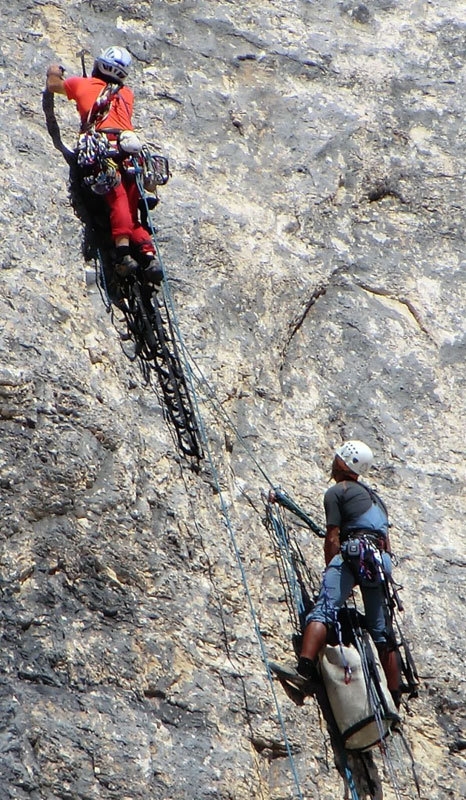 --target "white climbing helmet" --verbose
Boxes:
[335,440,374,475]
[95,46,132,82]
